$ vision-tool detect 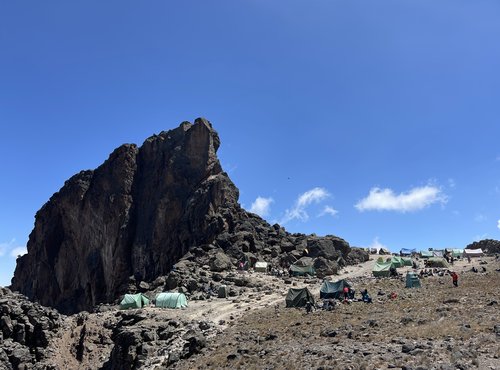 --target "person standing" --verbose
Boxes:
[450,271,458,287]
